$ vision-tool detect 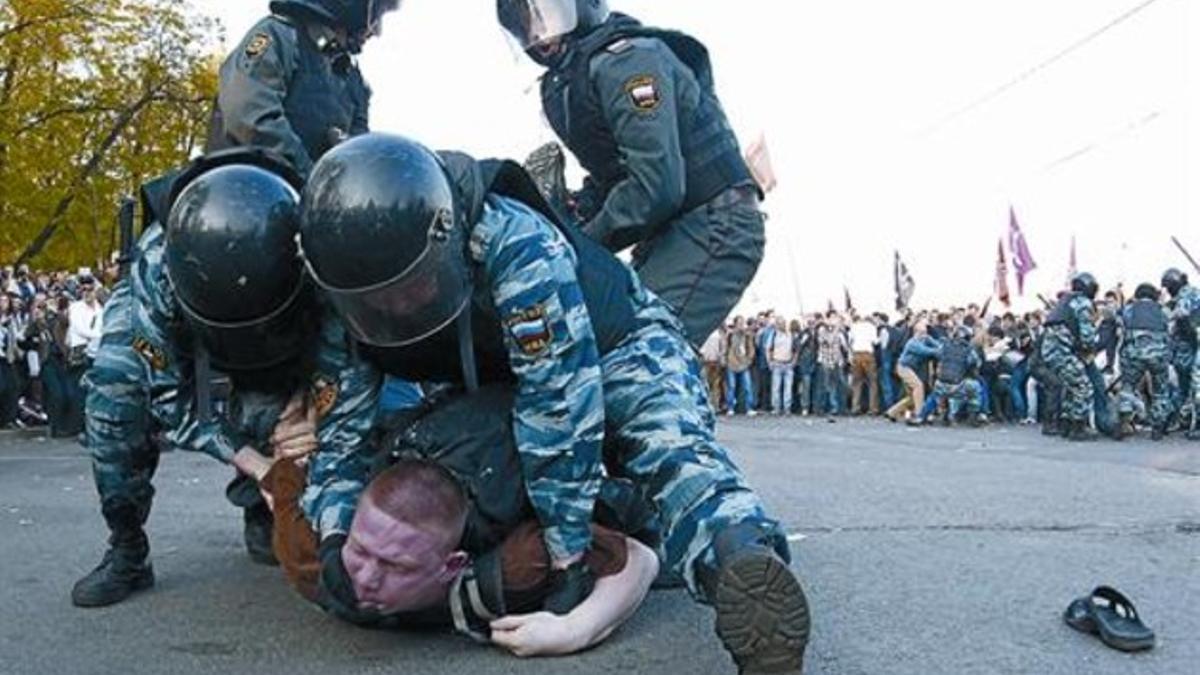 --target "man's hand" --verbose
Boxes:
[490,612,583,657]
[271,391,319,463]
